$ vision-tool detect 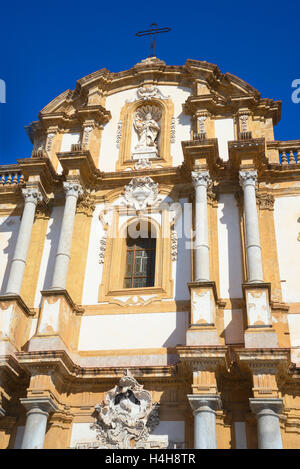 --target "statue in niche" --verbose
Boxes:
[132,105,161,158]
